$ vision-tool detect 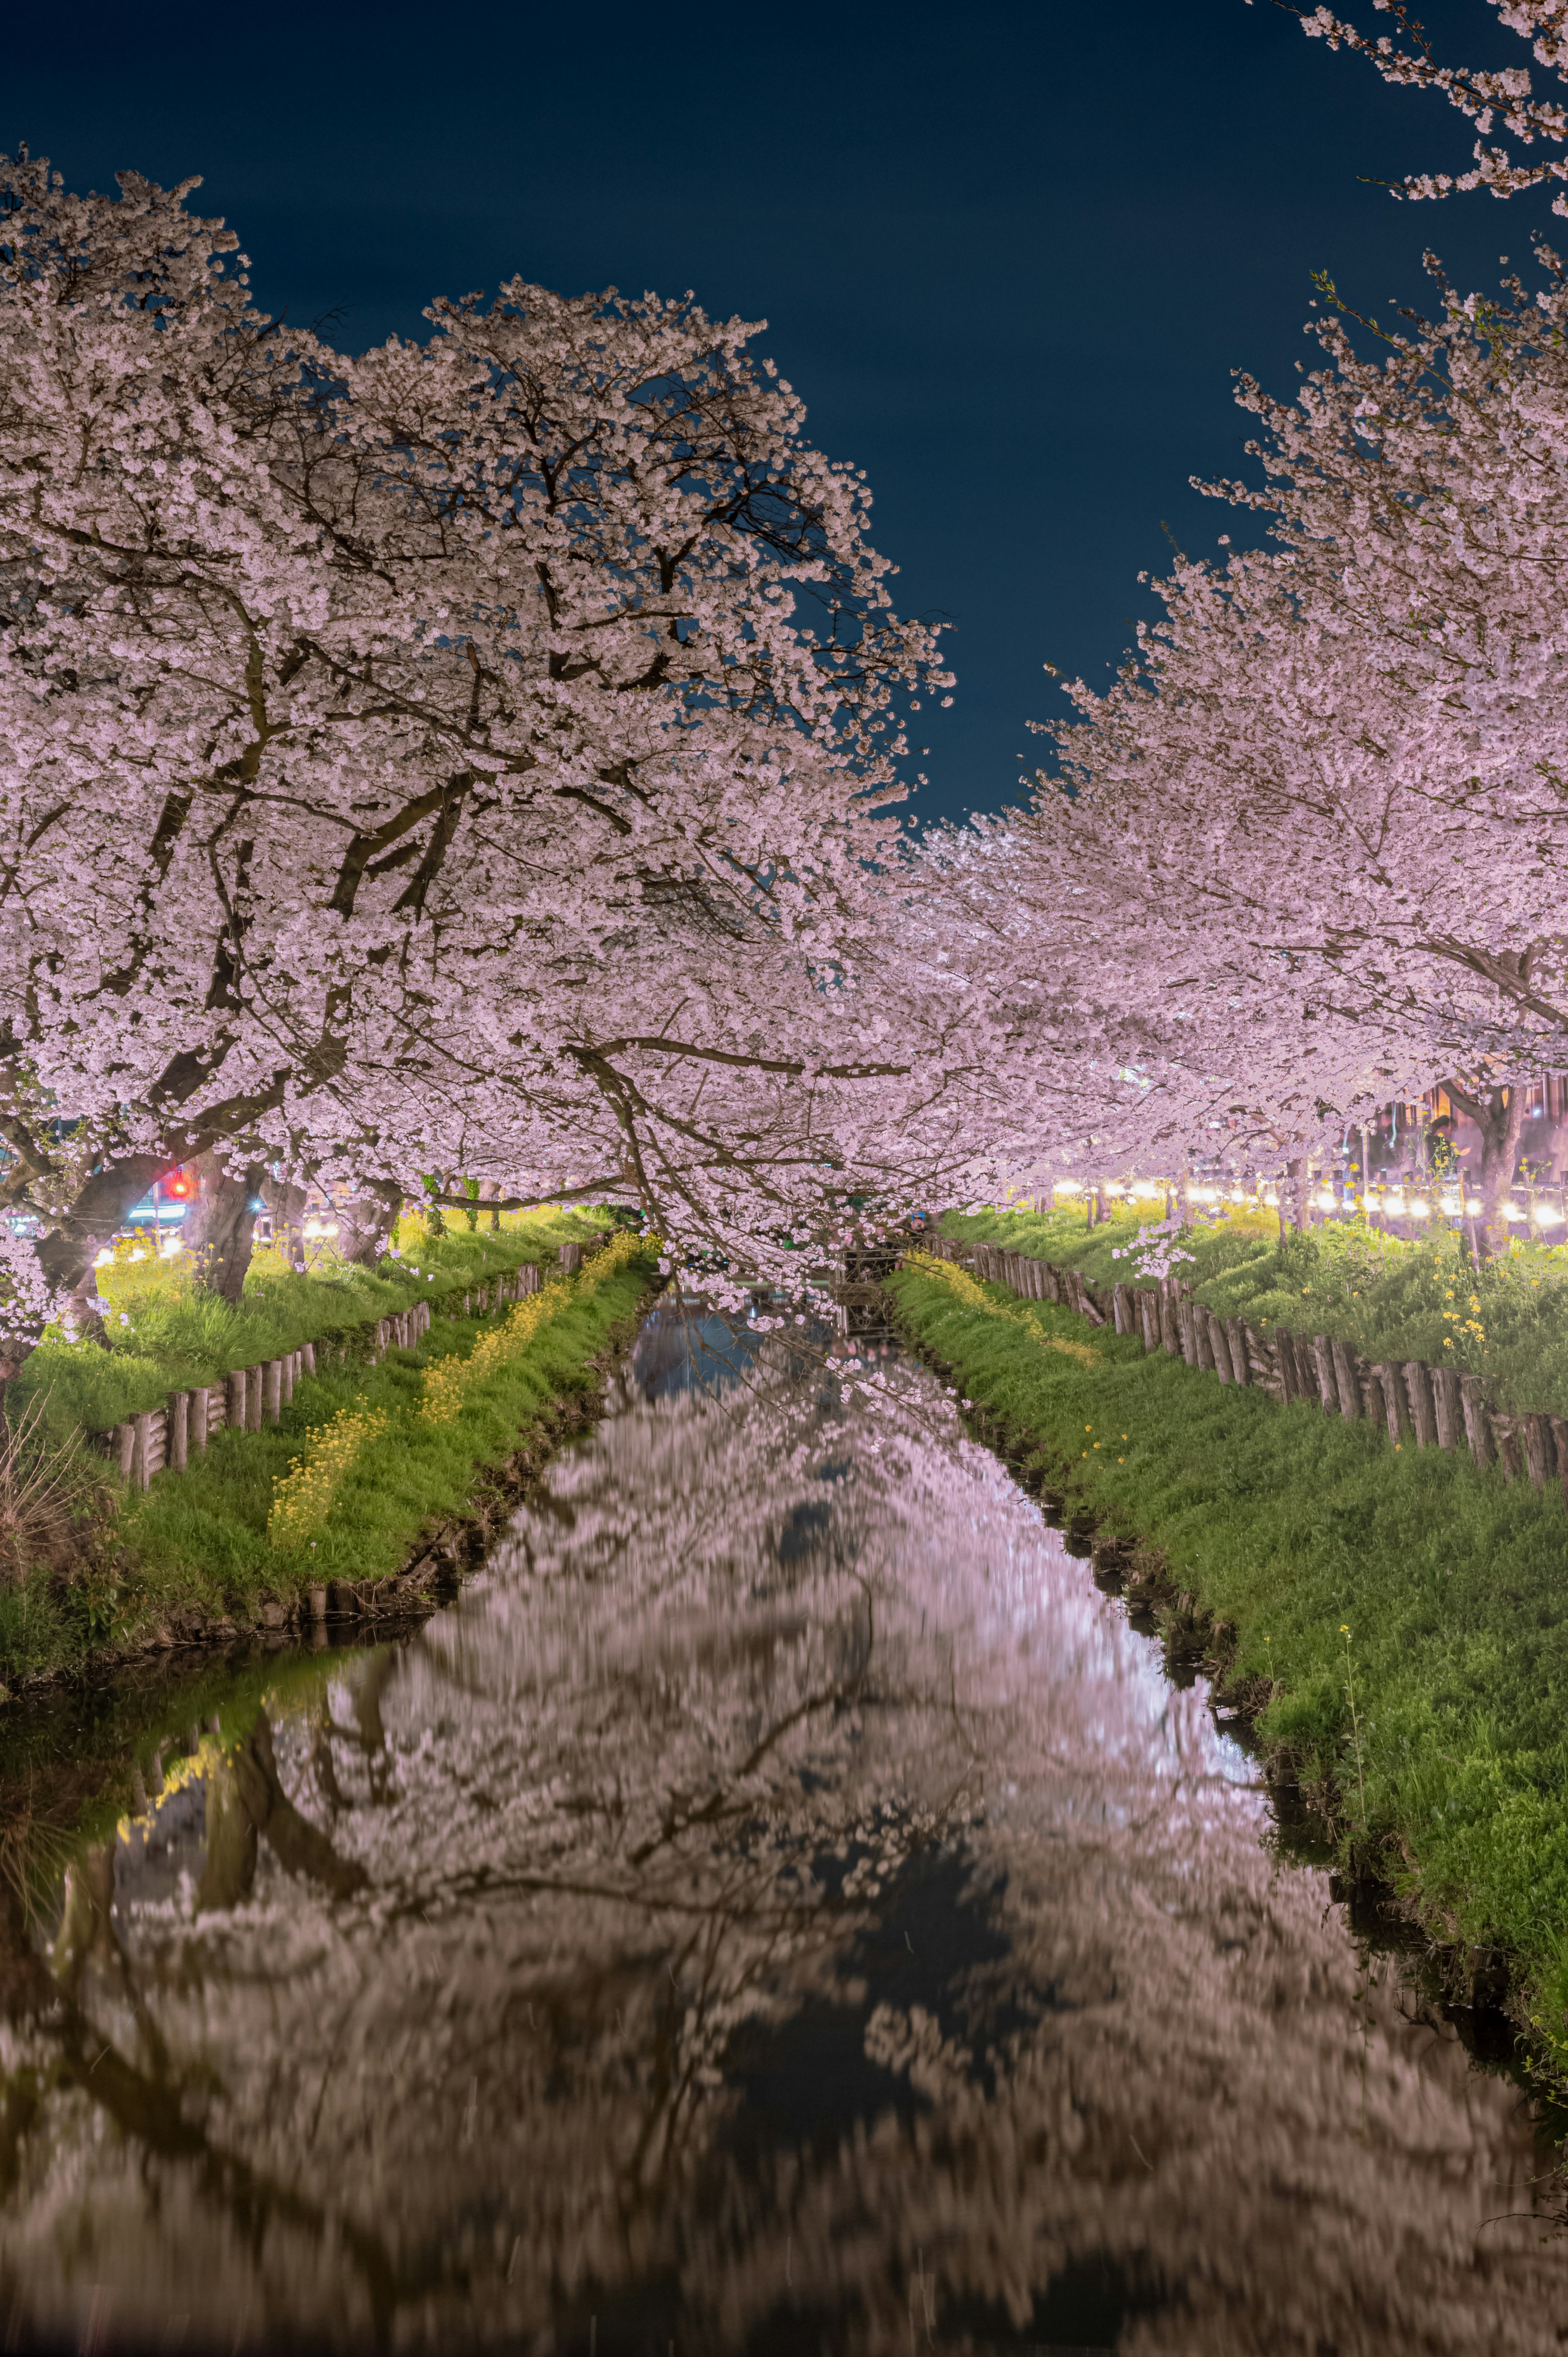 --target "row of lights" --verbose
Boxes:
[1045,1178,1566,1226]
